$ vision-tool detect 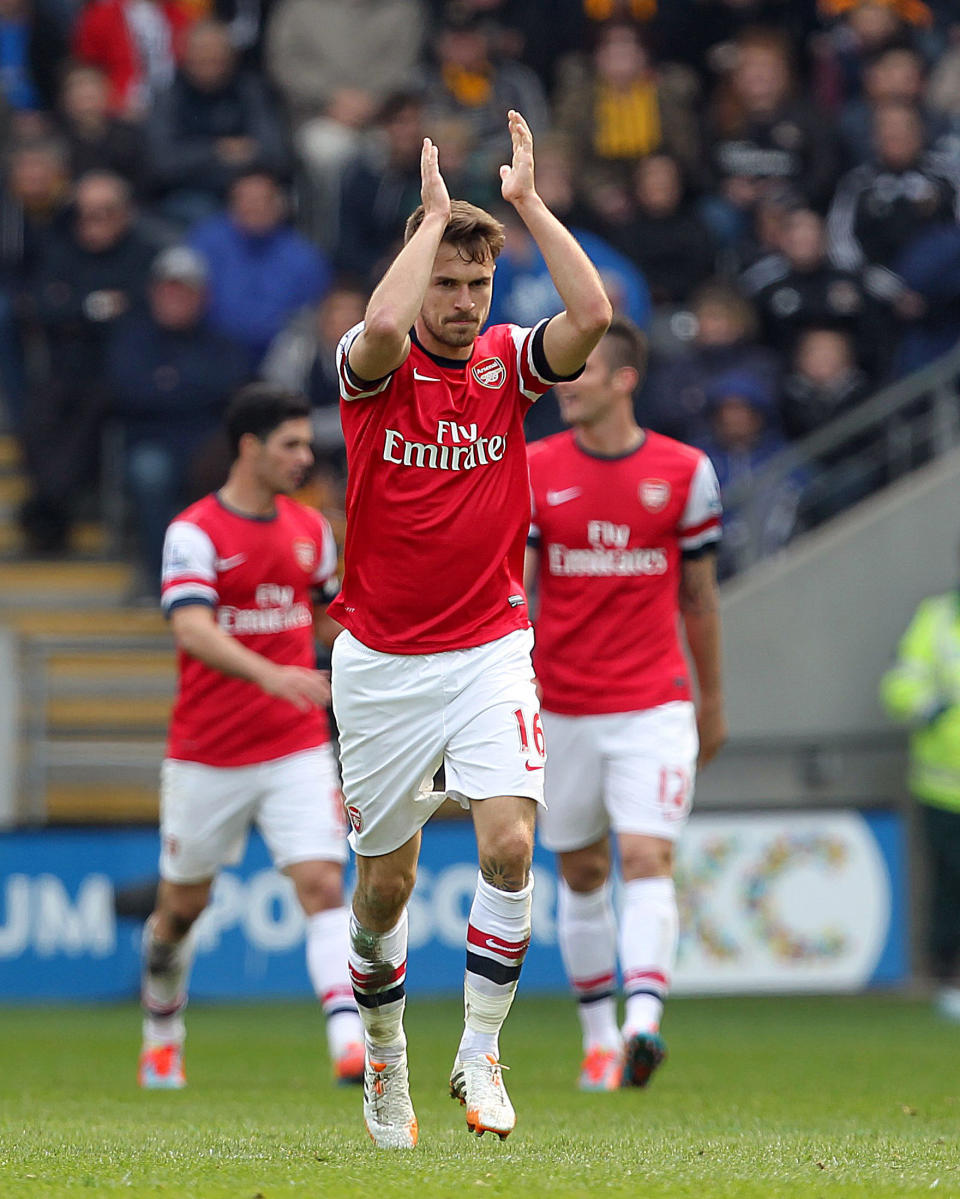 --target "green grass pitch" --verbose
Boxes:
[1,994,959,1198]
